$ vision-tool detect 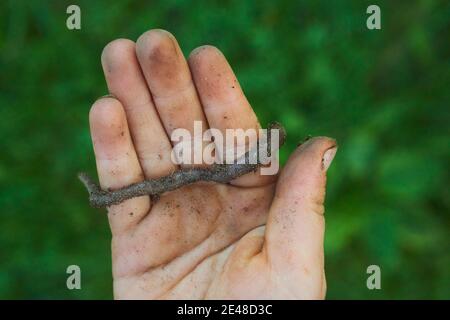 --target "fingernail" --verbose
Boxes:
[97,93,116,100]
[322,146,337,171]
